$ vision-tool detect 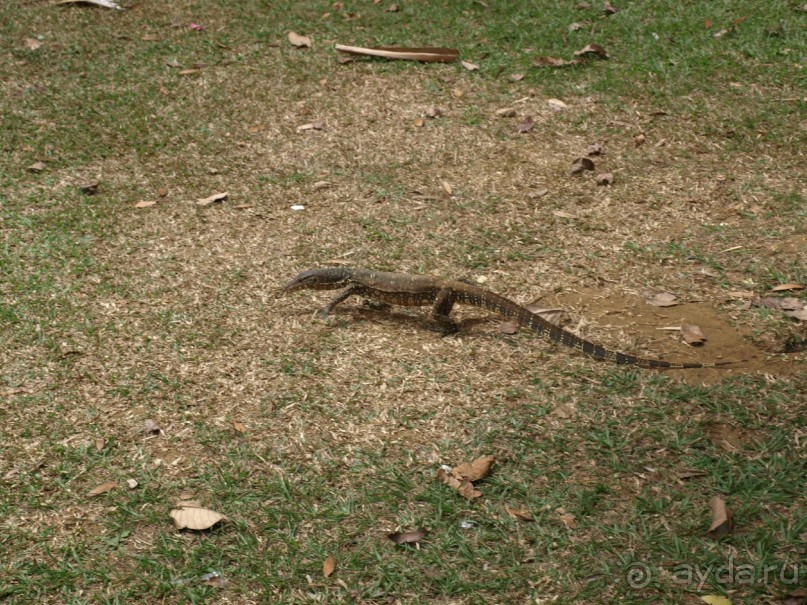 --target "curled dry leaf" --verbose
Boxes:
[142,419,161,434]
[596,172,614,186]
[509,73,524,81]
[322,555,337,577]
[676,469,707,480]
[94,437,105,452]
[441,181,453,195]
[496,107,517,118]
[647,291,678,307]
[28,161,46,172]
[134,200,157,208]
[569,22,584,31]
[196,192,228,207]
[634,133,646,147]
[200,571,226,587]
[603,2,617,15]
[570,157,595,174]
[705,495,733,540]
[88,481,117,496]
[79,181,99,195]
[499,321,519,335]
[313,180,331,189]
[516,115,534,133]
[533,56,578,68]
[574,43,609,58]
[425,106,442,118]
[680,323,706,346]
[586,142,604,156]
[25,38,43,51]
[505,506,534,522]
[413,117,425,127]
[335,44,459,63]
[458,482,482,499]
[784,308,807,321]
[453,455,495,481]
[288,31,312,48]
[461,60,479,71]
[558,512,577,529]
[386,3,398,11]
[126,478,139,489]
[547,98,567,111]
[170,506,226,531]
[232,421,246,433]
[551,402,577,418]
[388,528,428,544]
